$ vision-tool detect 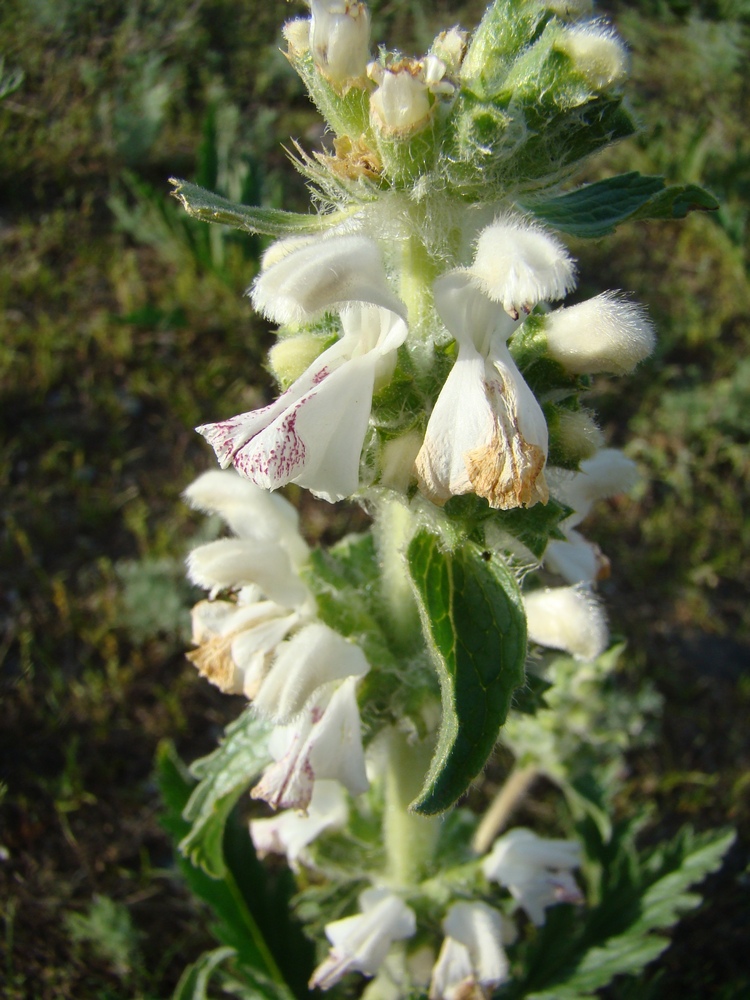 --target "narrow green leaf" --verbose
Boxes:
[180,709,272,878]
[407,531,526,814]
[525,172,719,238]
[156,742,289,991]
[169,179,329,237]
